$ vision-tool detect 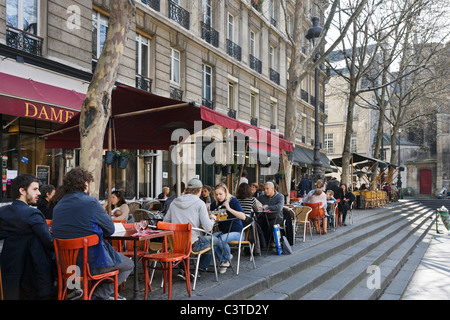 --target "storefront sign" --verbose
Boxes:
[24,102,76,124]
